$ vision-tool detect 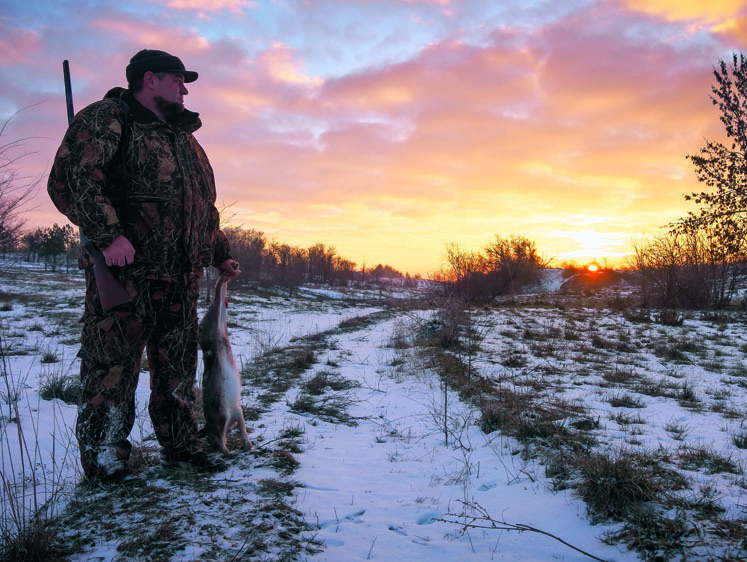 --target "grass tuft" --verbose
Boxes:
[608,392,646,409]
[602,505,691,558]
[575,452,660,523]
[257,478,297,498]
[38,373,80,404]
[677,445,741,475]
[732,430,747,449]
[0,518,67,562]
[269,449,300,474]
[39,351,59,364]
